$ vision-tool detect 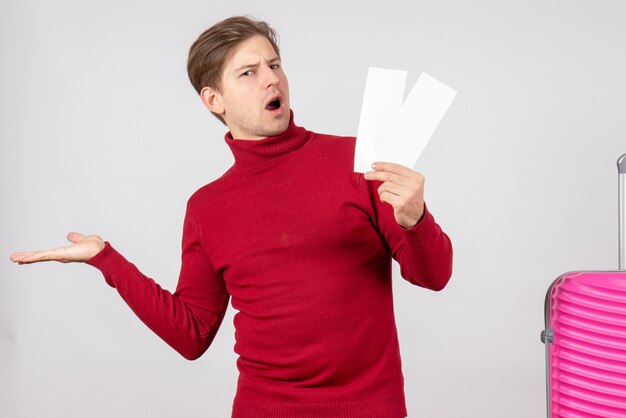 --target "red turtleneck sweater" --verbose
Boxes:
[86,111,453,418]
